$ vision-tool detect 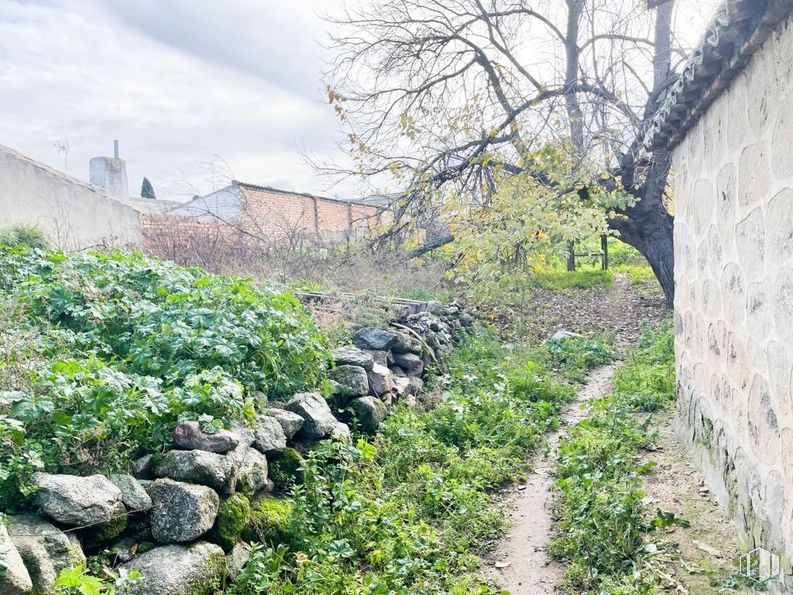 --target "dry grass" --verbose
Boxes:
[0,299,42,393]
[145,225,453,301]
